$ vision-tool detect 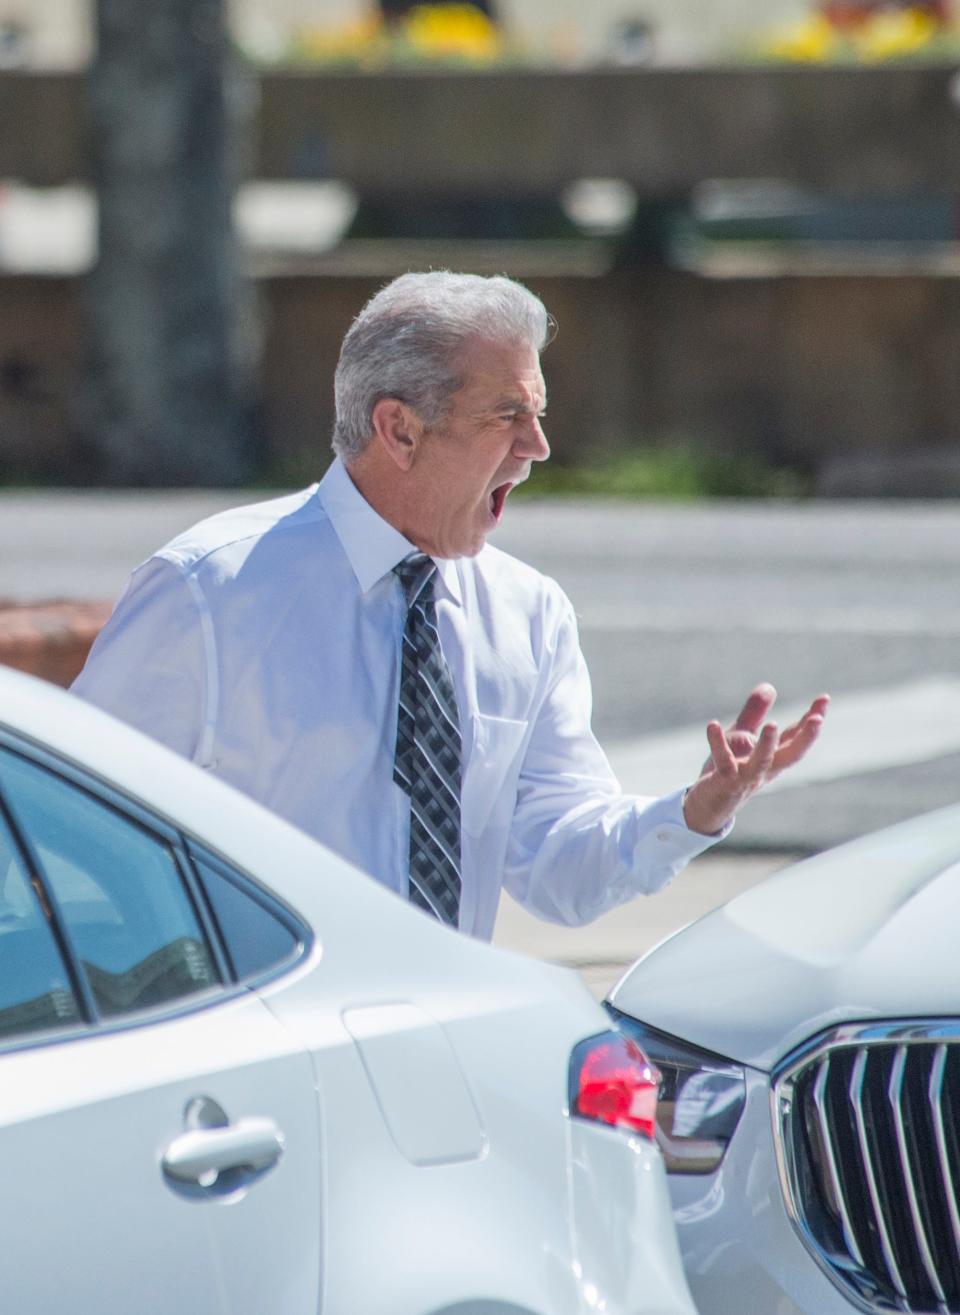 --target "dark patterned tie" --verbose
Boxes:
[393,554,462,926]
